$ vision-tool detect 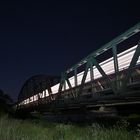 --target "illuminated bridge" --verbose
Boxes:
[17,22,140,117]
